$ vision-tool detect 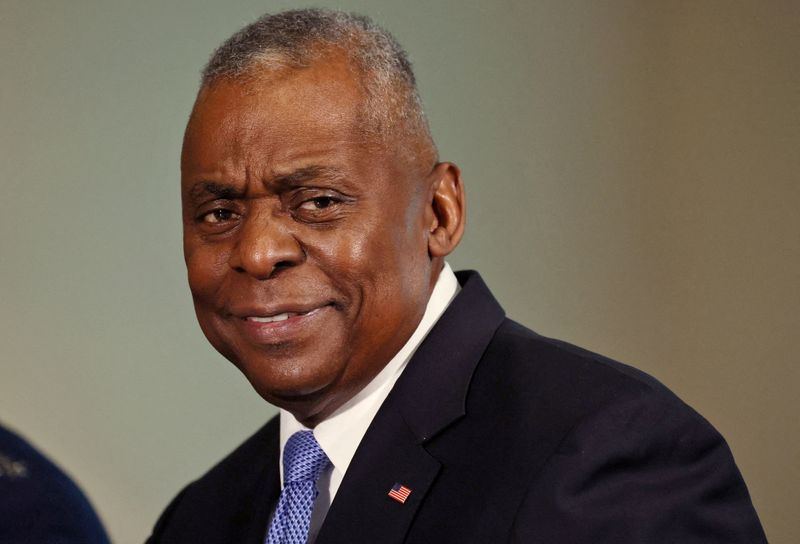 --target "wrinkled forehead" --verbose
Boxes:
[181,62,376,172]
[191,55,365,134]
